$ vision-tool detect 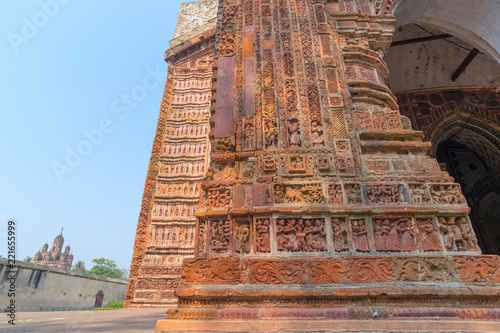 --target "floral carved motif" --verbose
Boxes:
[248,260,307,284]
[373,217,417,252]
[396,257,456,282]
[345,257,396,283]
[181,258,240,285]
[307,259,344,284]
[276,218,327,252]
[259,156,276,172]
[454,256,500,284]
